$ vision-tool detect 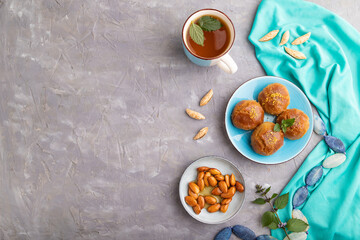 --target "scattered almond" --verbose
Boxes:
[208,176,217,187]
[235,181,245,192]
[230,174,236,186]
[209,168,221,175]
[200,89,213,106]
[197,196,205,209]
[221,198,232,205]
[197,172,204,181]
[197,166,210,172]
[284,47,306,60]
[188,189,198,199]
[189,182,200,194]
[204,172,211,187]
[186,108,205,120]
[221,187,236,199]
[185,196,197,207]
[225,174,230,187]
[279,30,289,46]
[193,127,208,140]
[193,204,201,214]
[259,30,279,42]
[219,181,228,193]
[292,32,311,45]
[198,179,205,191]
[204,196,217,205]
[214,175,224,181]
